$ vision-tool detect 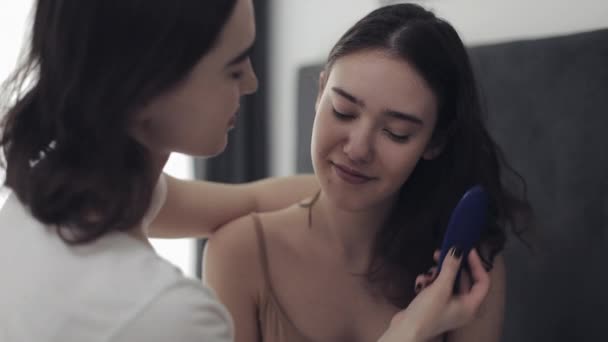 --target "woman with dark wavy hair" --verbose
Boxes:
[200,3,532,342]
[0,0,309,340]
